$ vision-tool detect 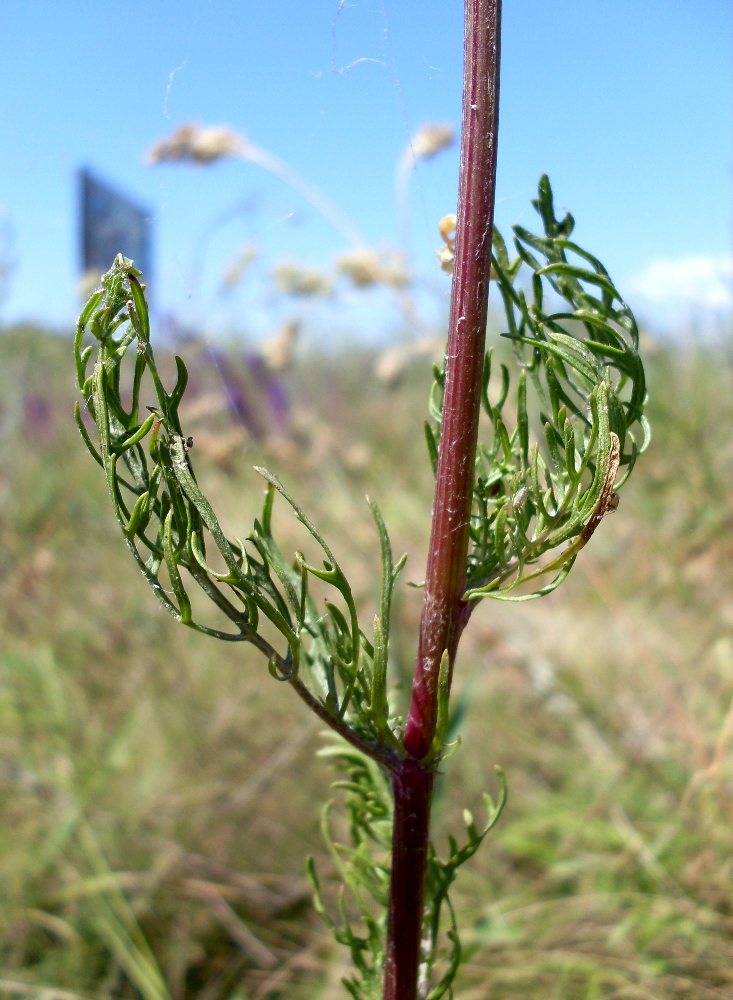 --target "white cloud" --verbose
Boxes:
[626,255,733,332]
